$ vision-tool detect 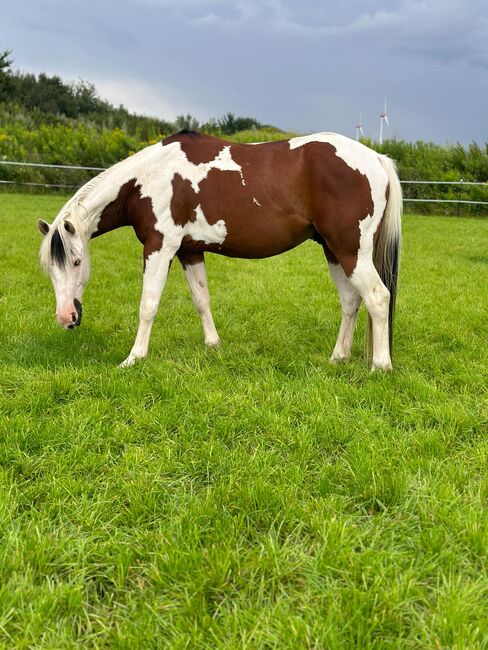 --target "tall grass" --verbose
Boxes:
[0,194,487,648]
